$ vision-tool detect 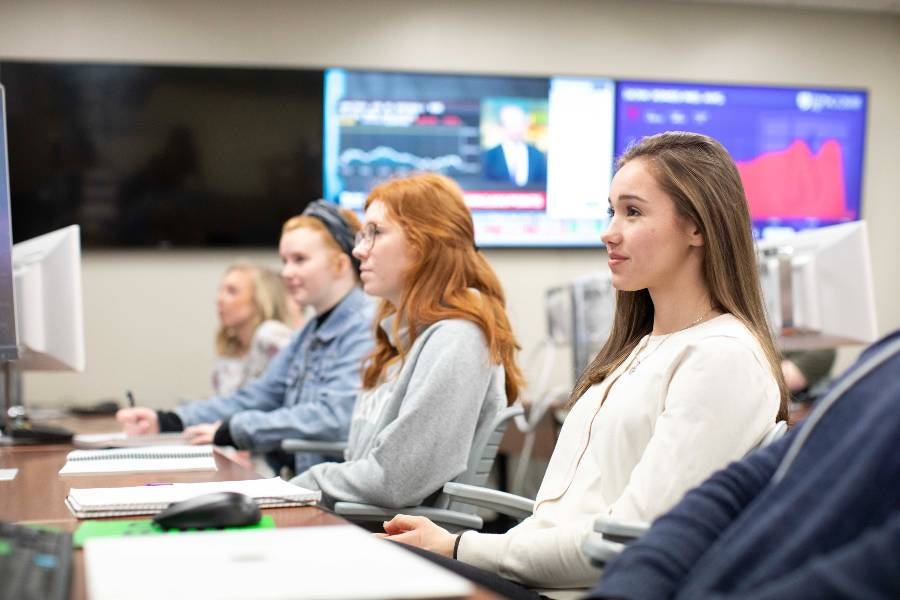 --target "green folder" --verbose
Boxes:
[73,515,275,548]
